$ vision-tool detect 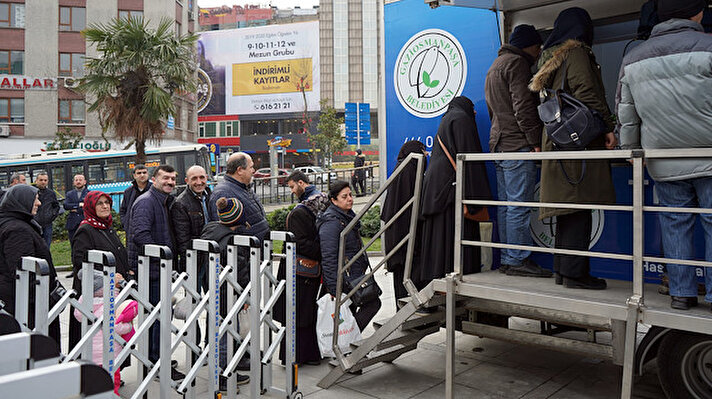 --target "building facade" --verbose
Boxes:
[0,0,197,155]
[319,0,379,139]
